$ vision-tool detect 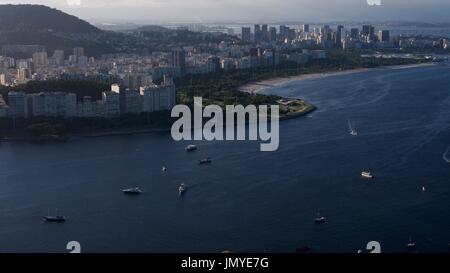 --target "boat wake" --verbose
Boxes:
[443,147,450,163]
